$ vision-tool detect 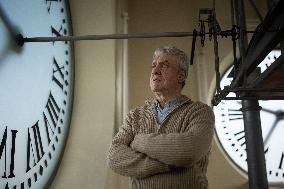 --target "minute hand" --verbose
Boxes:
[0,4,17,37]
